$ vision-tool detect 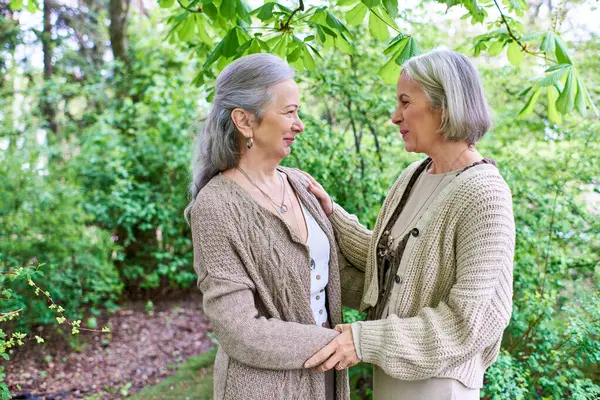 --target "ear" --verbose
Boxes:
[231,108,254,138]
